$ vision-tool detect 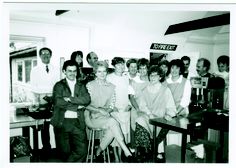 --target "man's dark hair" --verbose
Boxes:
[181,56,190,62]
[62,60,78,71]
[39,47,52,55]
[86,52,96,63]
